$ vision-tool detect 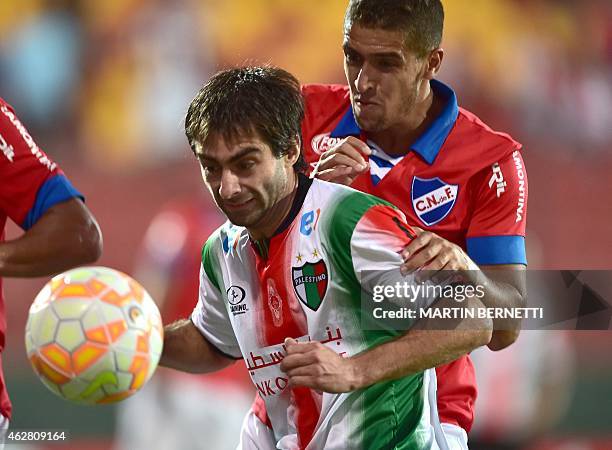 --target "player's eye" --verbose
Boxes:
[375,59,401,71]
[344,50,362,66]
[237,160,256,171]
[203,165,220,176]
